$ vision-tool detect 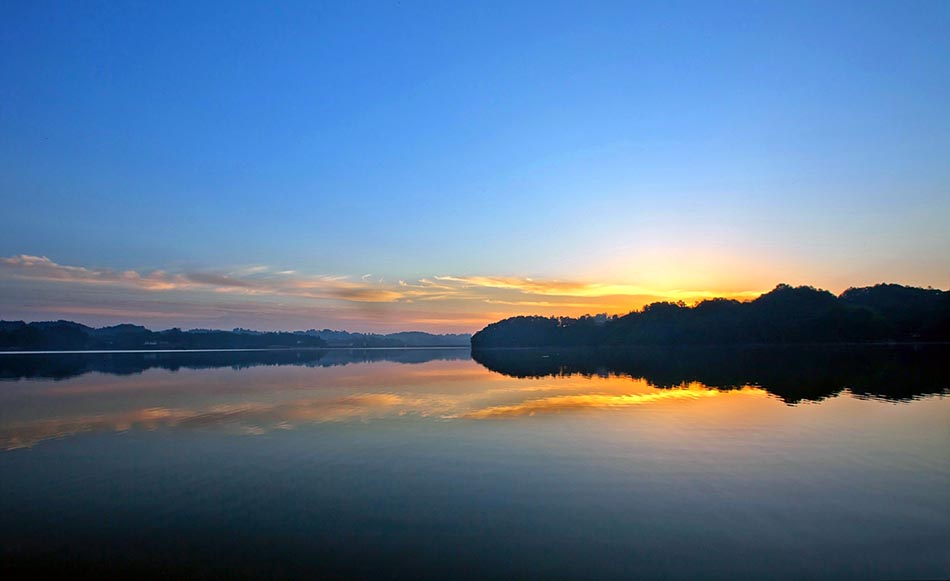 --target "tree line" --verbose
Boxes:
[0,321,328,351]
[0,322,472,352]
[471,283,950,348]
